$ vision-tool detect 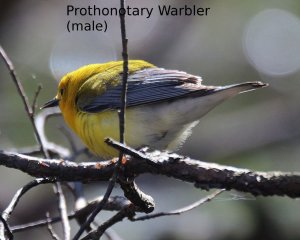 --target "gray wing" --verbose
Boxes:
[79,68,214,113]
